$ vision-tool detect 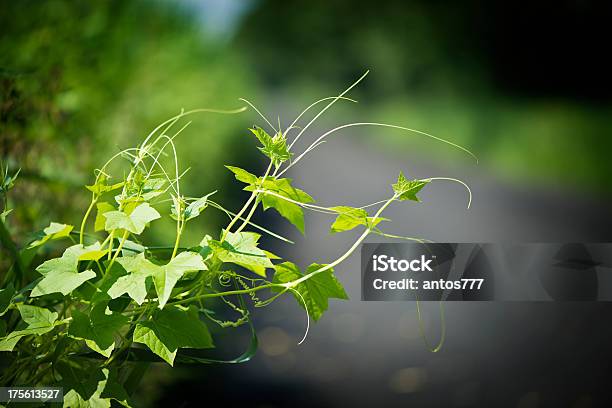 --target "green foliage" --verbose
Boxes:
[273,262,348,321]
[180,192,215,222]
[0,76,471,406]
[249,127,293,168]
[392,171,429,201]
[227,165,314,233]
[68,304,130,357]
[103,203,161,235]
[209,231,273,277]
[133,306,213,366]
[27,222,74,248]
[0,0,256,242]
[31,244,99,297]
[0,305,61,351]
[0,285,14,316]
[109,254,159,306]
[95,202,116,232]
[329,206,388,234]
